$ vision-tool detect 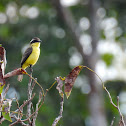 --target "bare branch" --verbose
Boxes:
[104,87,117,108]
[32,92,42,126]
[116,96,125,126]
[110,117,115,126]
[27,71,32,124]
[9,119,18,126]
[22,90,47,123]
[9,115,28,126]
[11,93,35,117]
[15,95,23,119]
[52,96,64,126]
[5,94,36,125]
[104,87,126,126]
[0,46,44,126]
[31,78,37,91]
[4,68,26,79]
[3,84,9,99]
[56,77,64,97]
[52,77,64,126]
